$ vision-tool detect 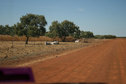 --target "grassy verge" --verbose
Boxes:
[0,39,105,66]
